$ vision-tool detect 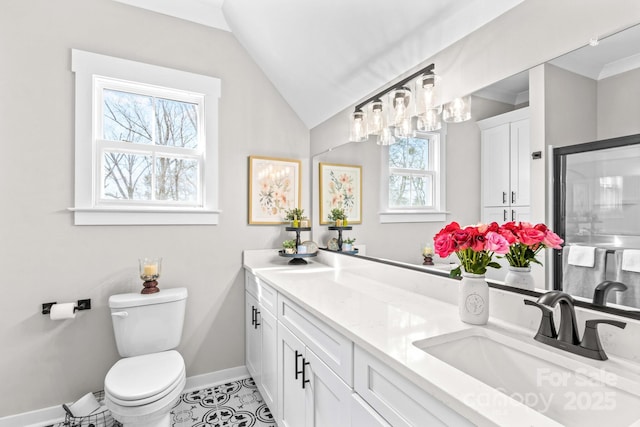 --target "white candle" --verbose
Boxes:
[143,264,157,276]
